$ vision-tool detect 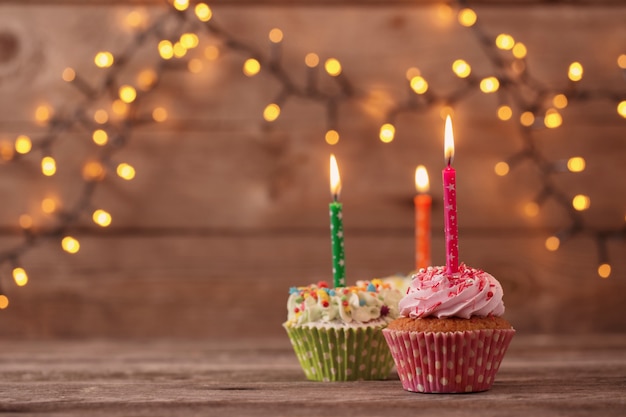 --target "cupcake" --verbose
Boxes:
[383,263,515,393]
[284,280,402,381]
